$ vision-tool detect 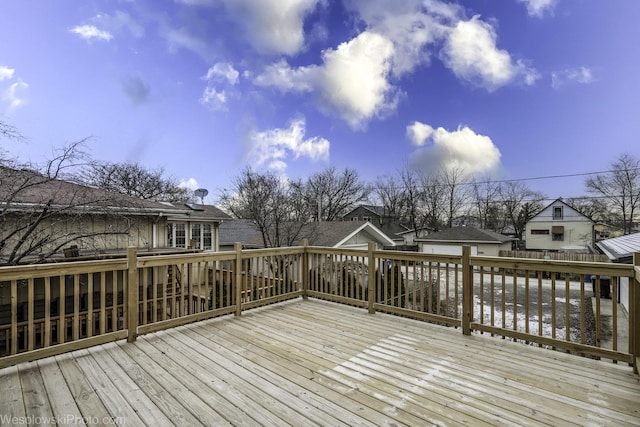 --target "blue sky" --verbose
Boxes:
[1,0,638,202]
